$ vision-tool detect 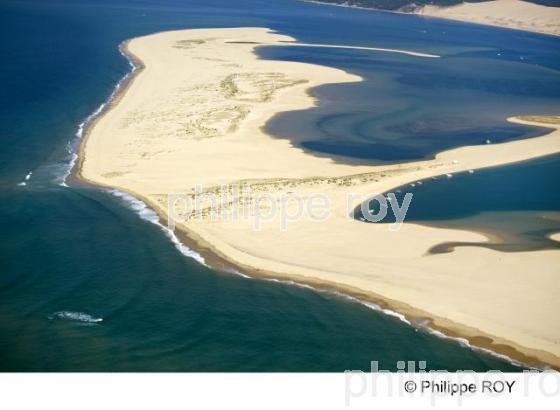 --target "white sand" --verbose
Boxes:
[419,0,560,36]
[80,28,560,368]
